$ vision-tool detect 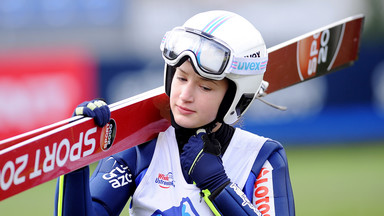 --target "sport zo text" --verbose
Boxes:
[0,127,97,191]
